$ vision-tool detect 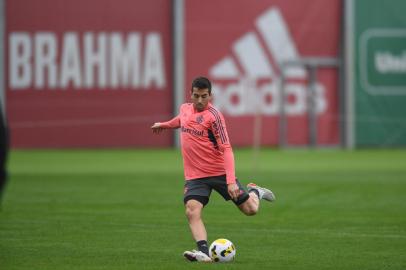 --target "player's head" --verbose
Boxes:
[191,76,212,95]
[191,77,212,112]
